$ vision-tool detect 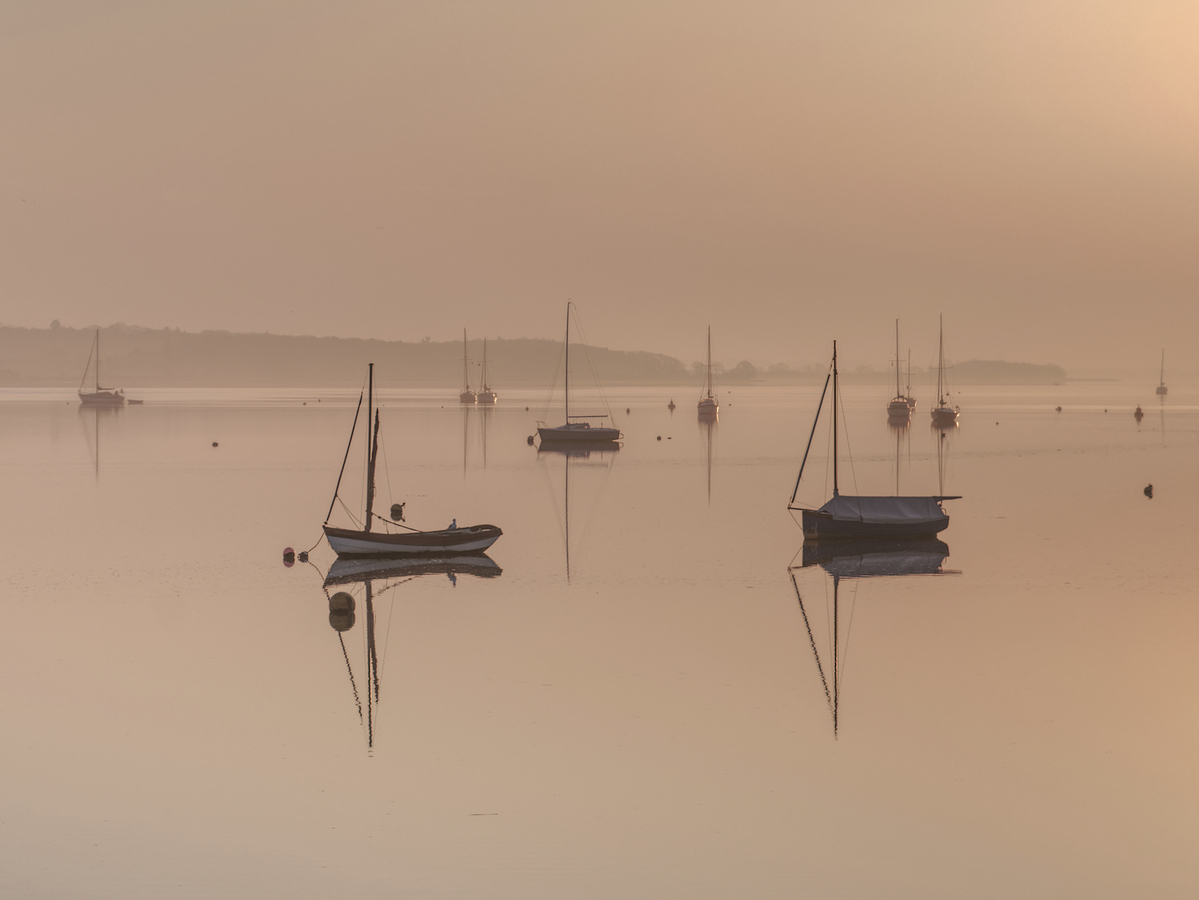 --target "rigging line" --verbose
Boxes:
[325,389,365,524]
[578,448,618,550]
[338,632,364,728]
[302,531,325,556]
[823,570,834,667]
[789,372,831,506]
[379,433,395,509]
[824,396,833,502]
[836,371,860,496]
[791,570,834,718]
[571,307,614,417]
[78,336,96,391]
[375,593,399,694]
[538,338,567,422]
[371,510,423,532]
[836,576,862,693]
[337,496,363,529]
